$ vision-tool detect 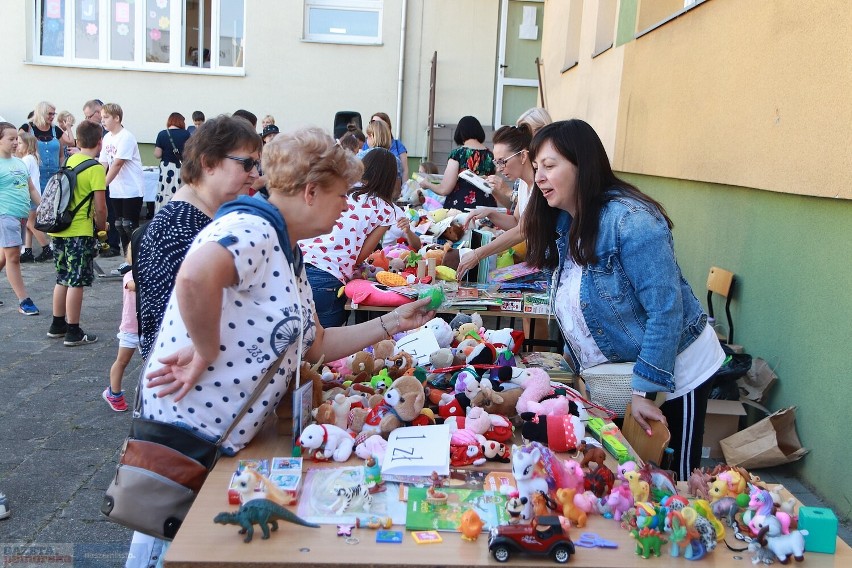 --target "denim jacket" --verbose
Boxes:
[552,193,707,392]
